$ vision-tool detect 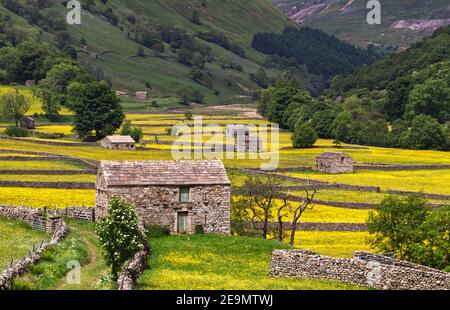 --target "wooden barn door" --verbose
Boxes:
[177,212,189,234]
